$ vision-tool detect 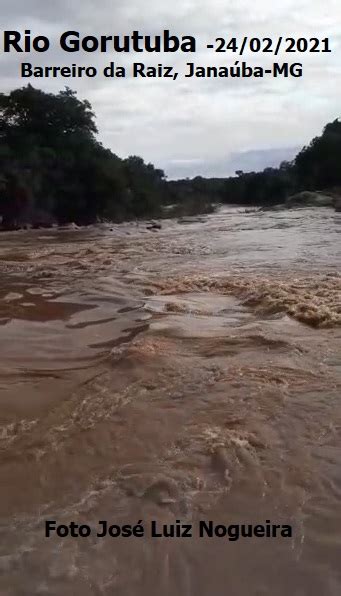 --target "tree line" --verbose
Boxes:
[0,85,340,229]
